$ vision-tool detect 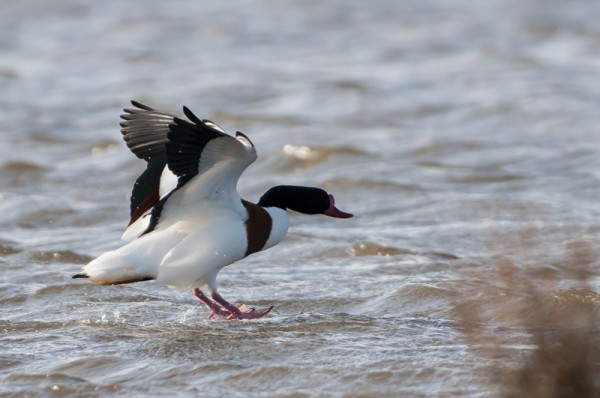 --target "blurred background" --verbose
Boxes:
[1,0,599,396]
